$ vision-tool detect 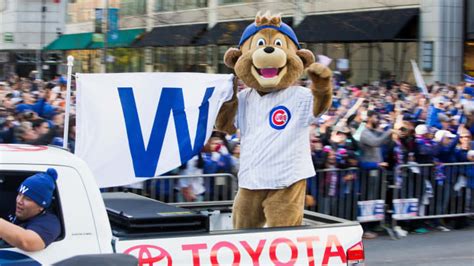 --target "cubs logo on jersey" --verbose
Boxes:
[269,106,291,130]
